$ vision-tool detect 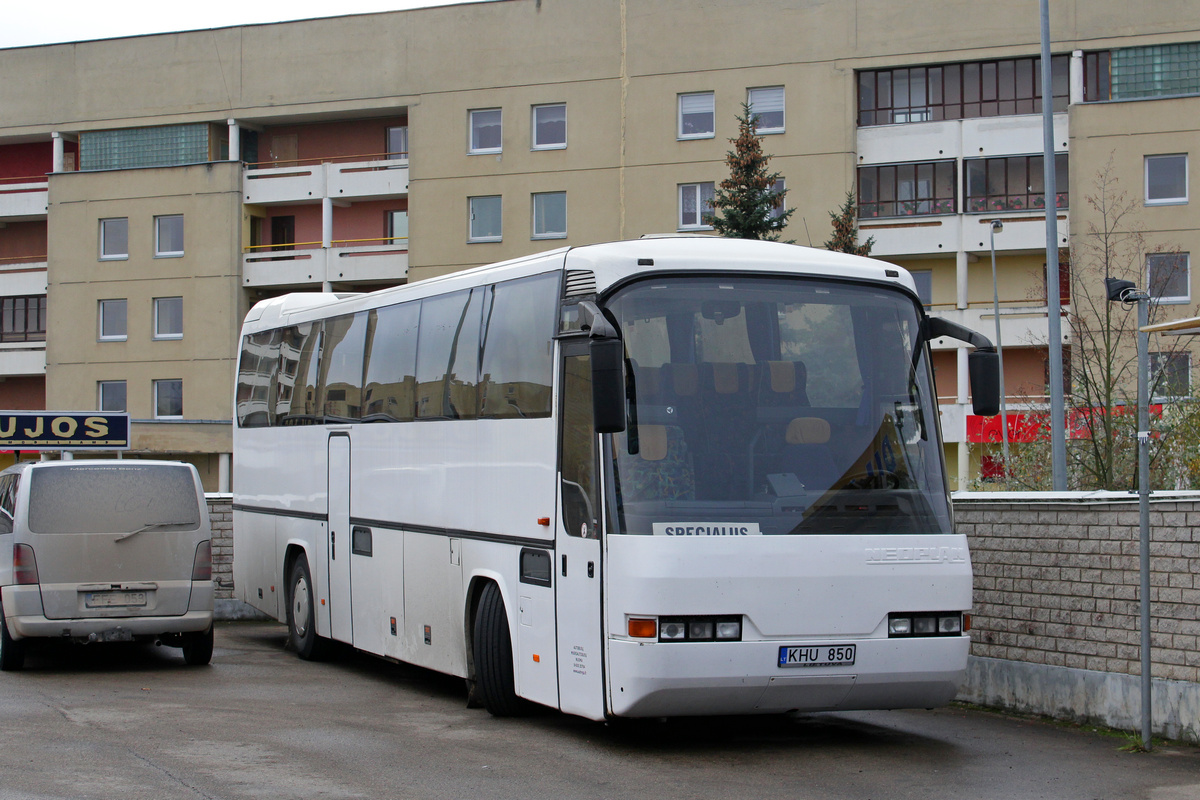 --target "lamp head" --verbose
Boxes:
[990,220,1003,233]
[1105,277,1138,303]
